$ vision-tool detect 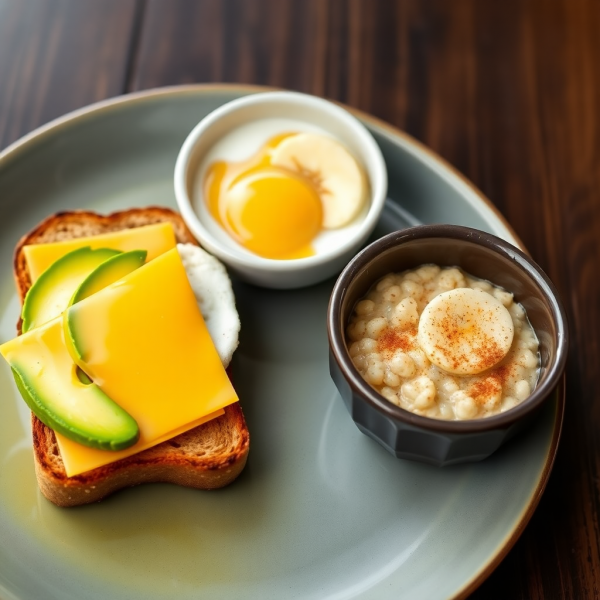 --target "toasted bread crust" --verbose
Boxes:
[14,207,197,303]
[15,207,249,507]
